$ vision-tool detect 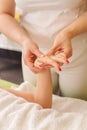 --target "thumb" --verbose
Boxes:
[34,48,44,57]
[64,48,72,58]
[46,47,56,56]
